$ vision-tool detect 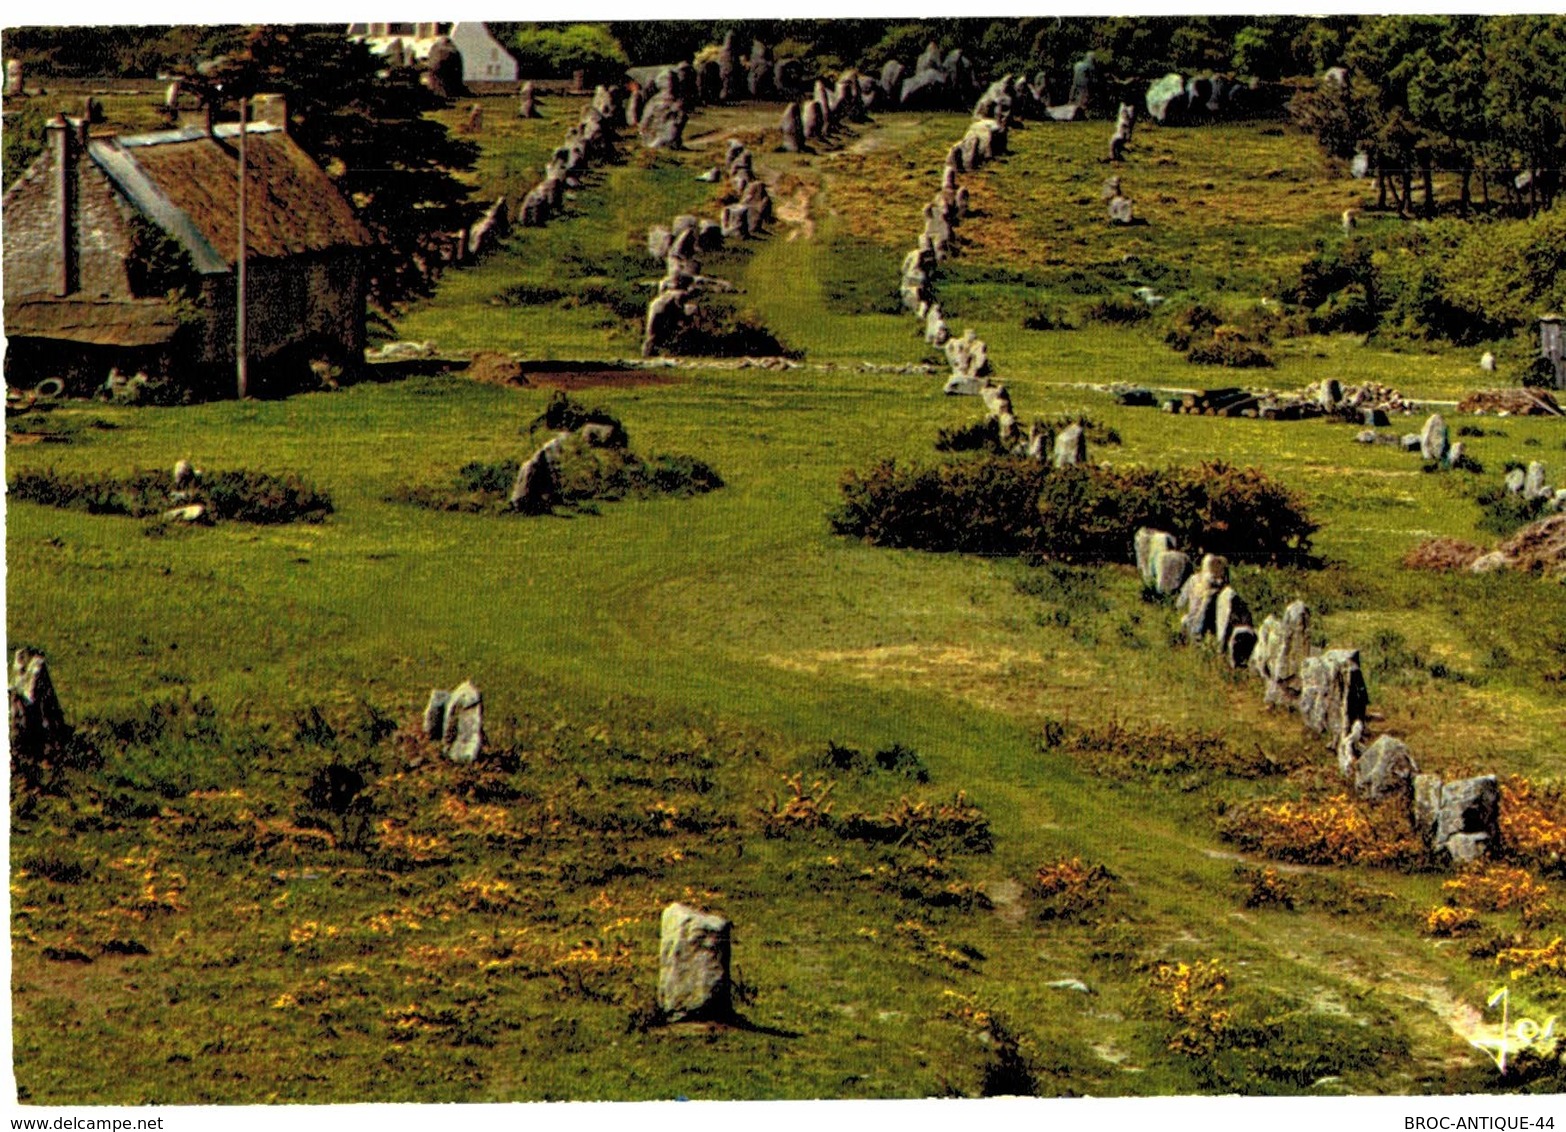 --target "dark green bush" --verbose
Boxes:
[1036,462,1314,564]
[8,467,331,524]
[1162,302,1223,352]
[663,303,796,358]
[833,456,1316,565]
[528,390,625,439]
[1185,330,1275,368]
[1475,483,1551,536]
[1083,295,1151,325]
[830,457,1047,556]
[935,417,1005,453]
